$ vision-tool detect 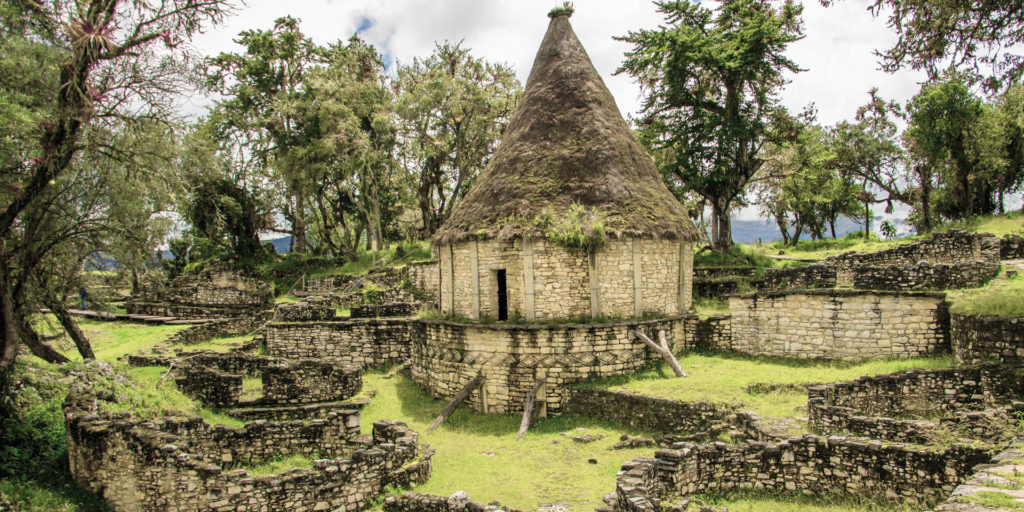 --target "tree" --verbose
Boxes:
[831,89,907,236]
[0,0,235,369]
[825,0,1024,92]
[991,85,1024,213]
[617,0,805,250]
[204,16,325,253]
[755,111,861,244]
[299,36,401,256]
[905,75,984,221]
[394,42,521,237]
